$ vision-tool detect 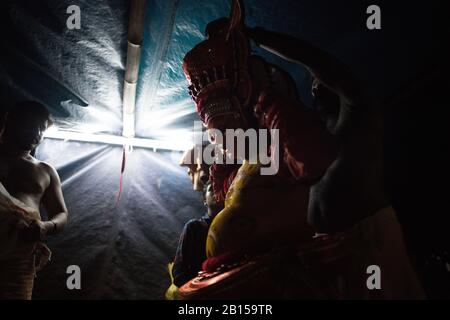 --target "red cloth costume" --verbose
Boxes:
[209,163,240,203]
[182,15,337,200]
[254,90,338,183]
